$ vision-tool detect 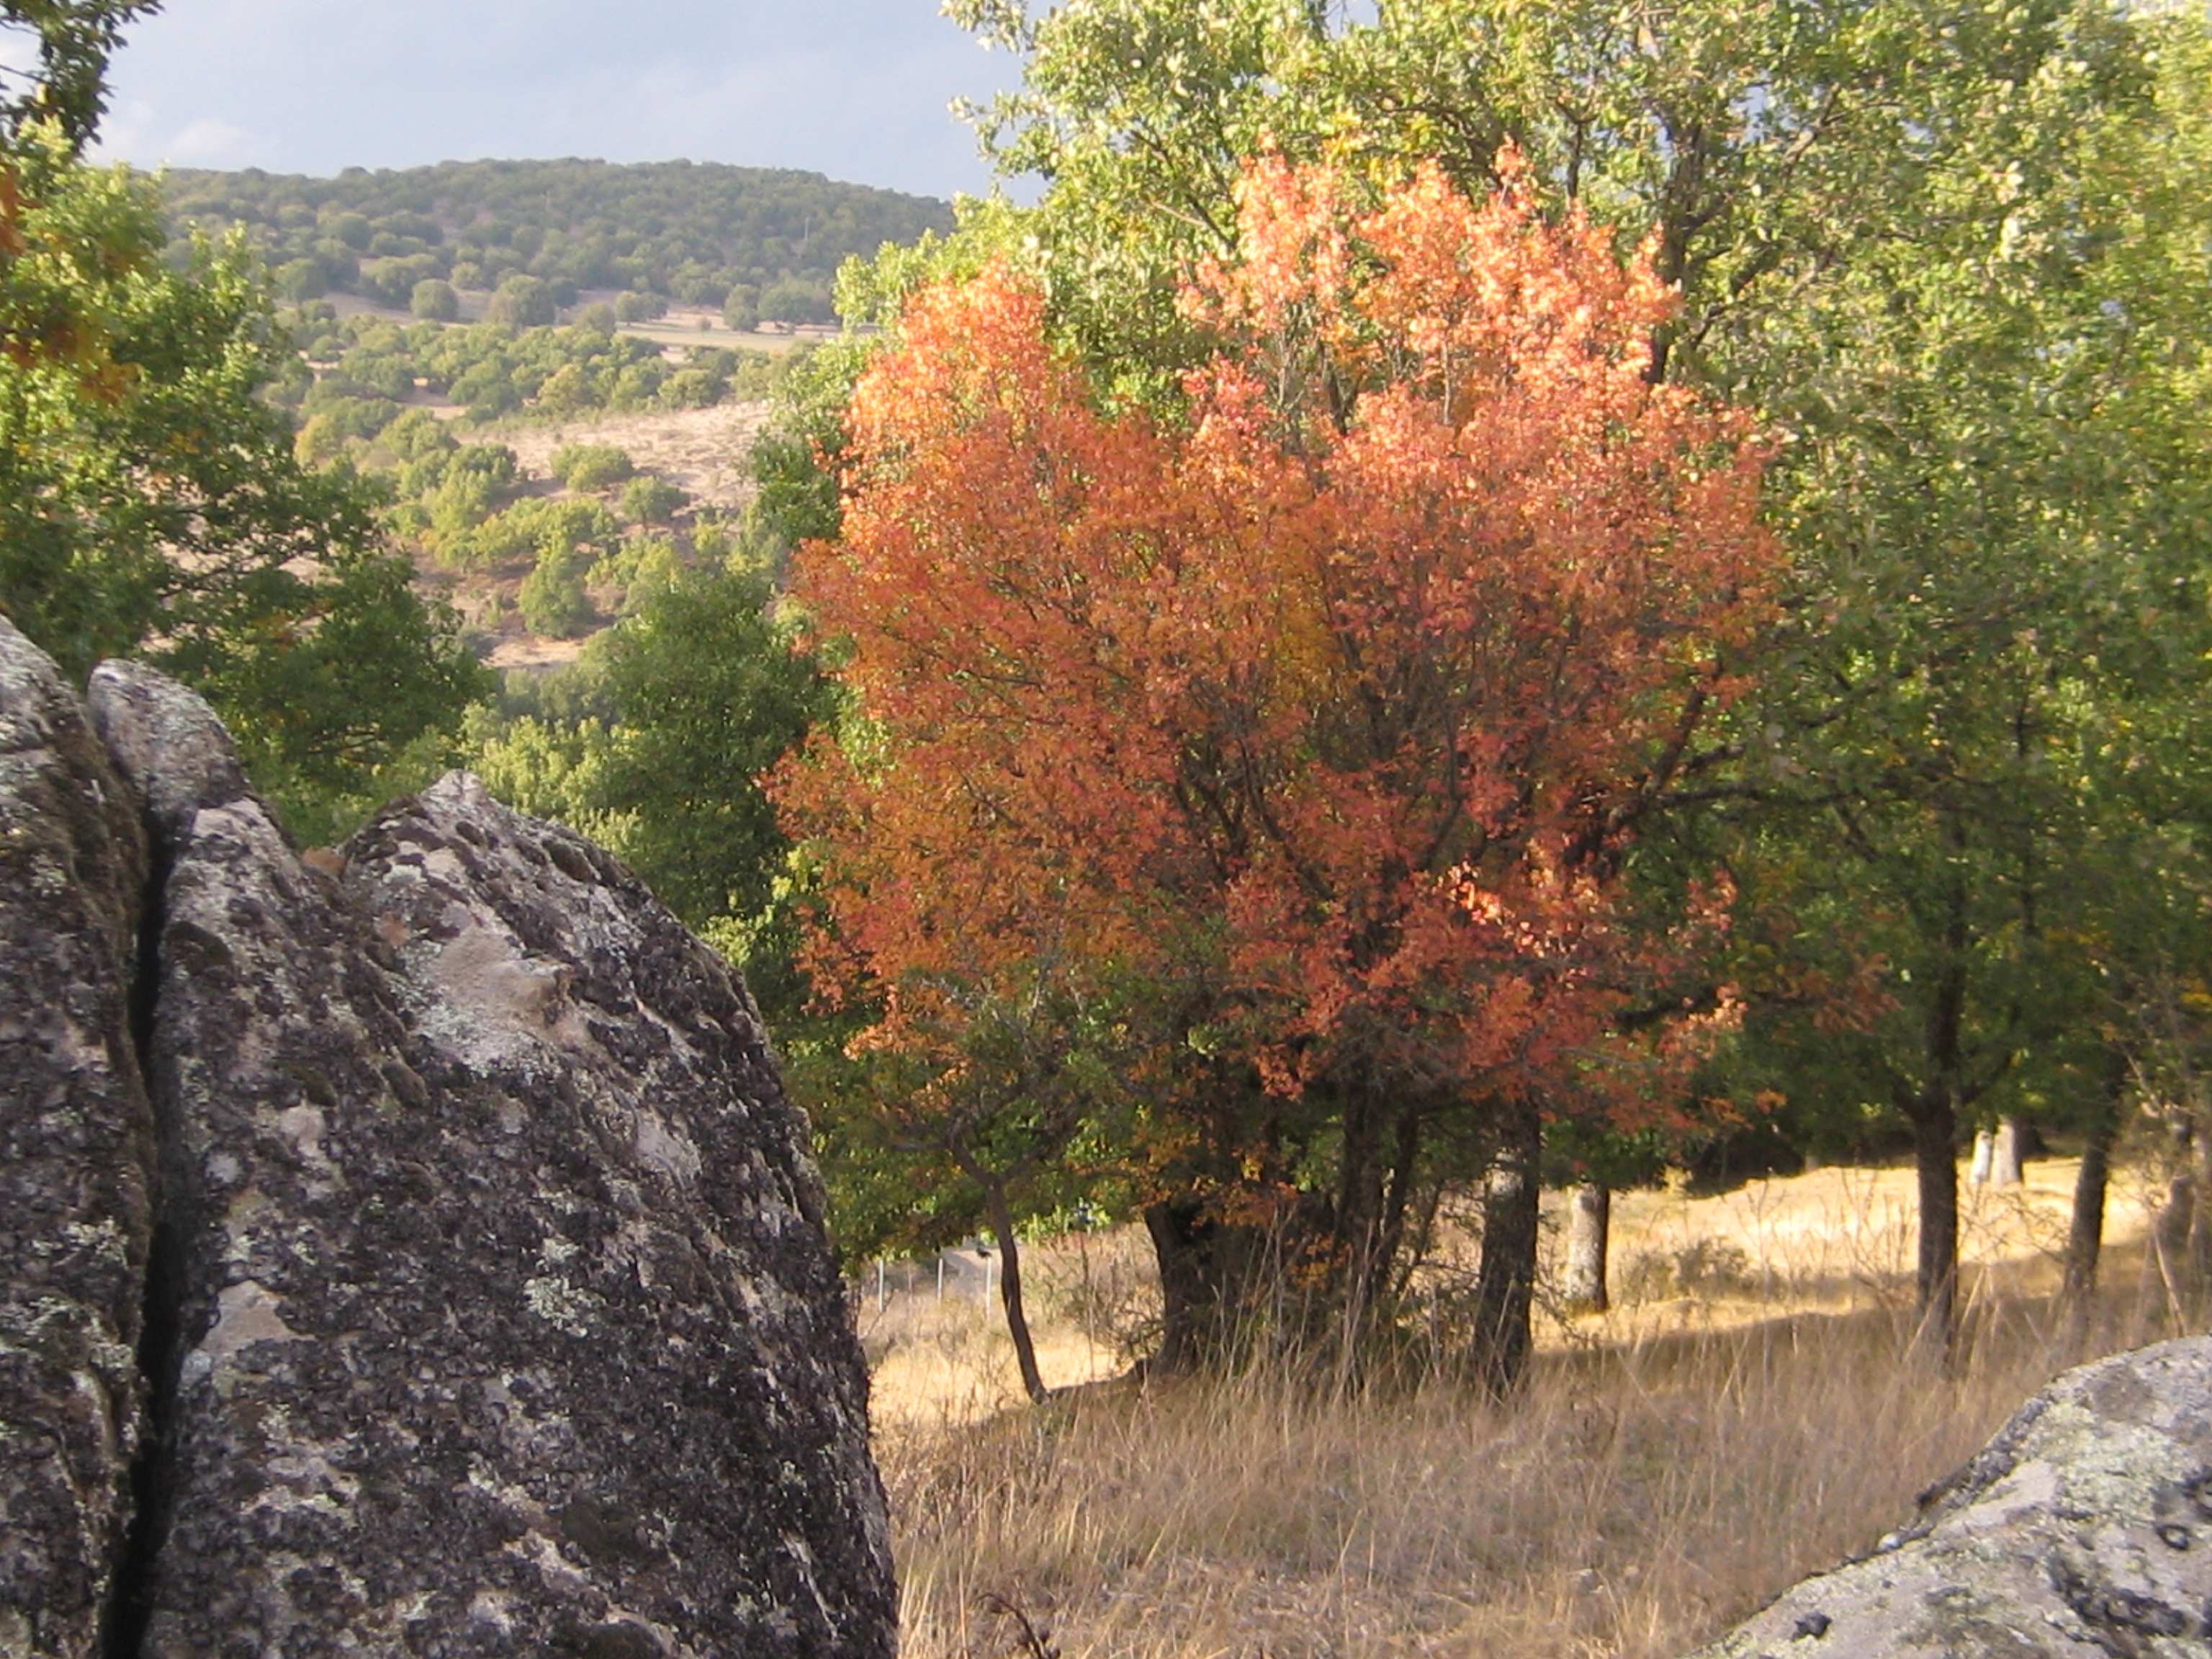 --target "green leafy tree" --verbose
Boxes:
[0,1,157,150]
[0,128,485,835]
[410,277,459,320]
[909,0,2212,1367]
[550,441,633,490]
[472,557,836,1021]
[619,472,683,526]
[516,541,590,637]
[275,257,328,304]
[534,361,591,418]
[485,273,555,328]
